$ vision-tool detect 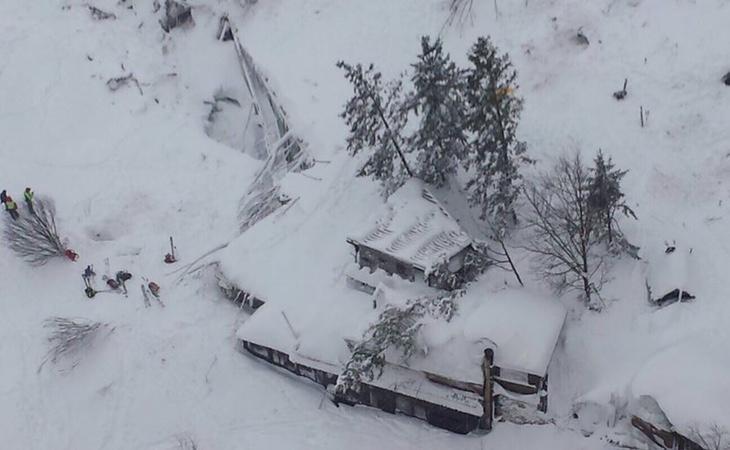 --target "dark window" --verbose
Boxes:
[395,395,414,416]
